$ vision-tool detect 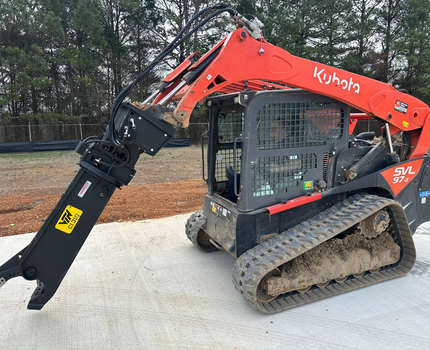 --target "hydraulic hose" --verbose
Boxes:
[108,4,237,146]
